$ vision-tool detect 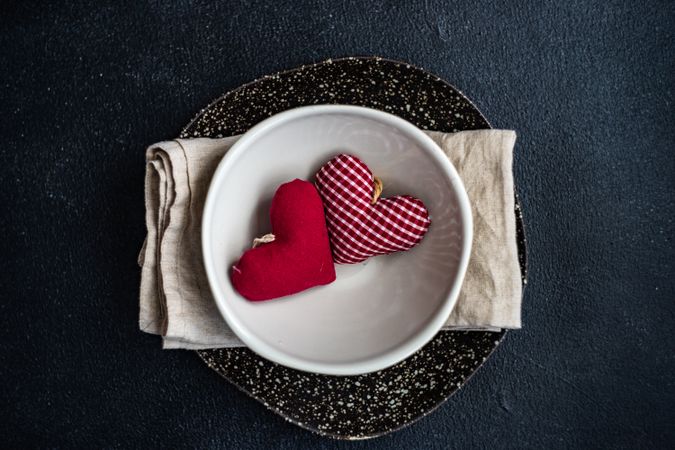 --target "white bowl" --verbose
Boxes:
[202,105,472,375]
